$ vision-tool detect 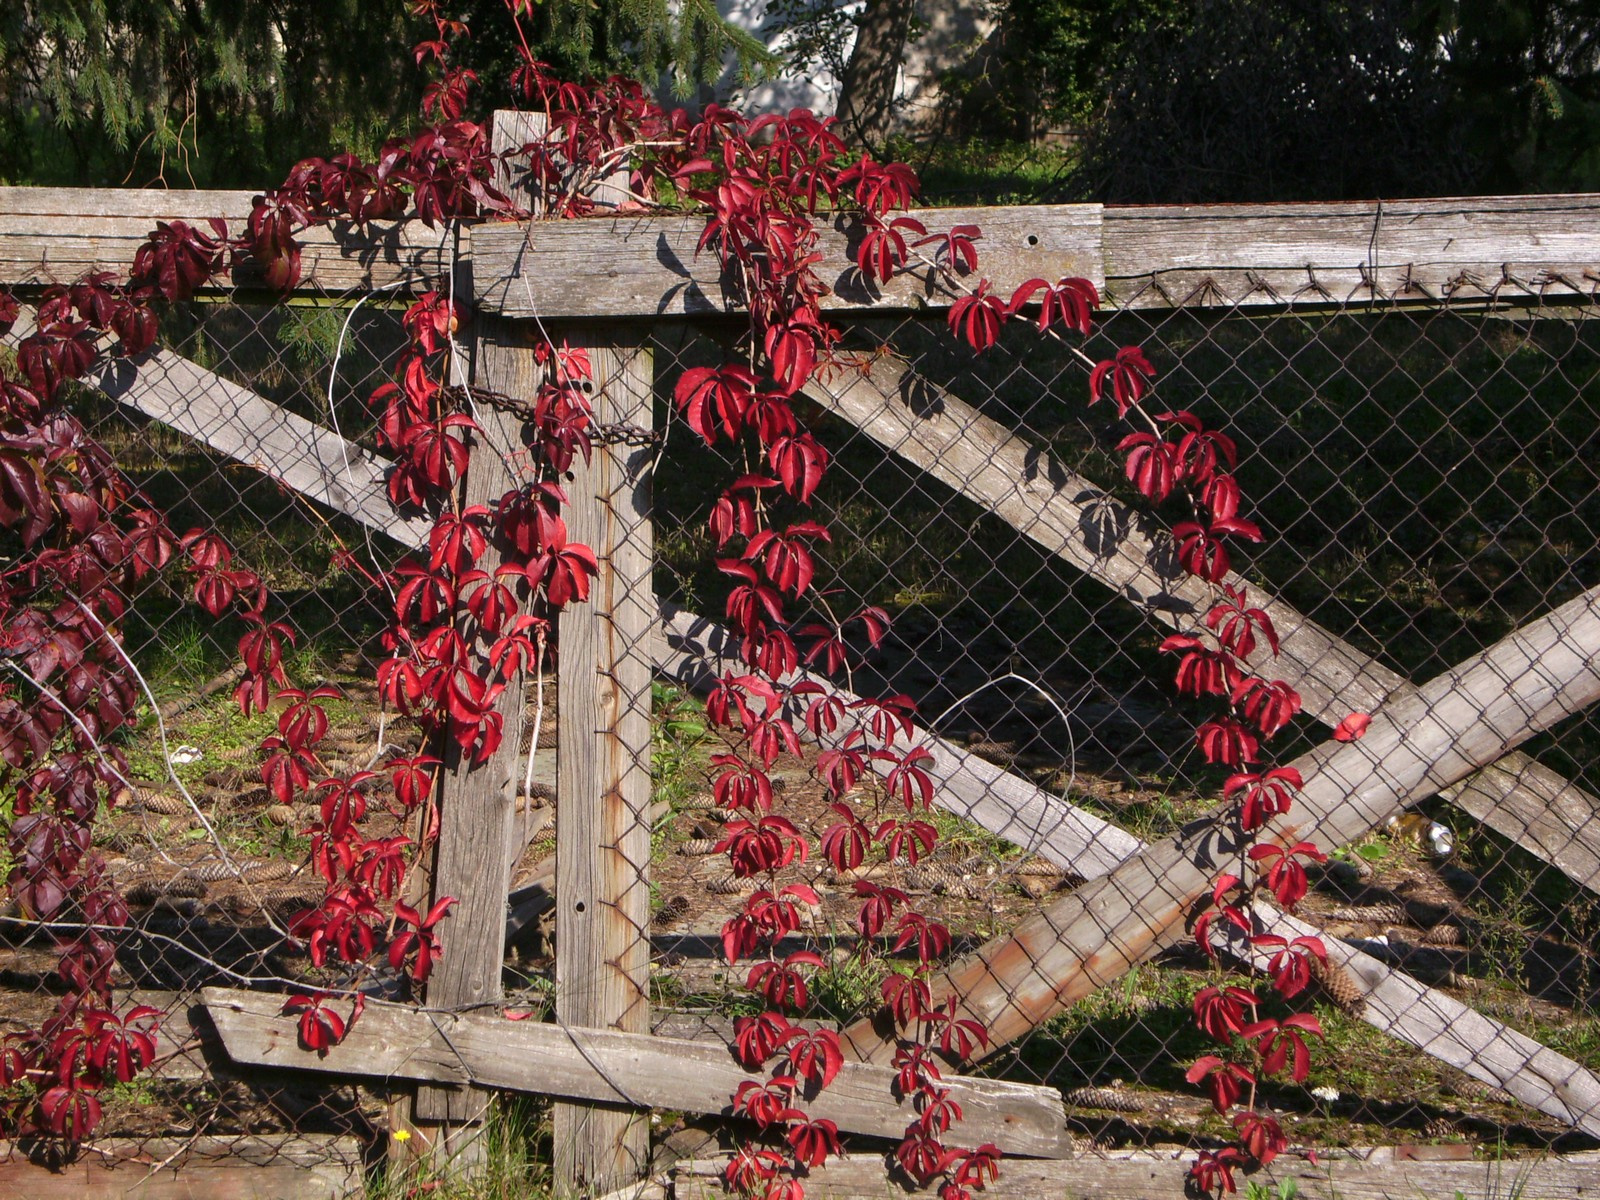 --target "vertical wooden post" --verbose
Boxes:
[408,322,536,1140]
[403,110,550,1165]
[406,109,653,1192]
[552,331,655,1196]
